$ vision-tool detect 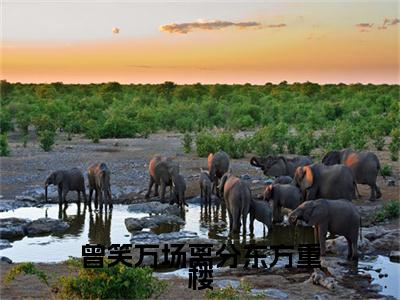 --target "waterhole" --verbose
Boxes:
[0,202,398,298]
